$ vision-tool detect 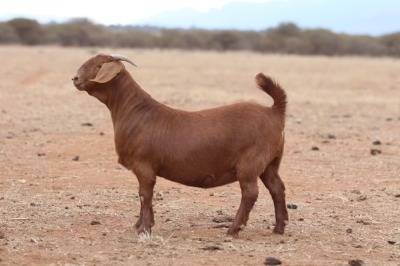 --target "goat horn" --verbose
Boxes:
[110,54,137,67]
